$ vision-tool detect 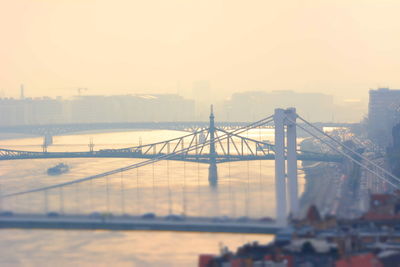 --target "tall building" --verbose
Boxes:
[368,88,400,147]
